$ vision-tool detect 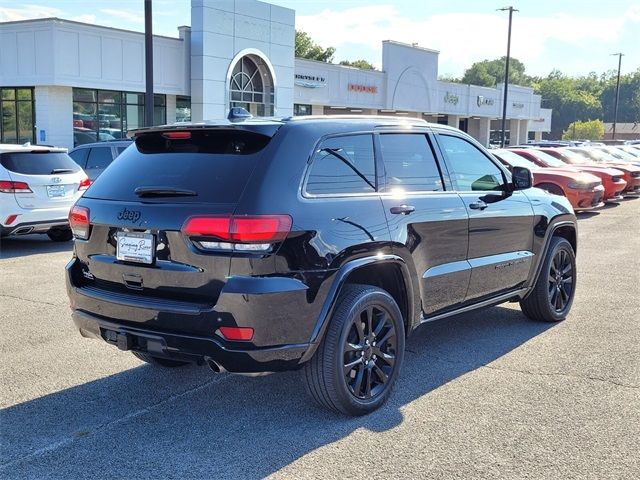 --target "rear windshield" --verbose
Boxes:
[0,152,81,175]
[84,130,273,203]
